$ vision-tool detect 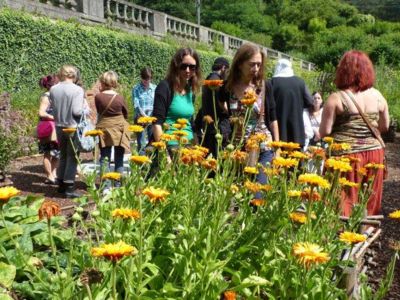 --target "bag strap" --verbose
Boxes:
[98,94,117,121]
[341,90,385,148]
